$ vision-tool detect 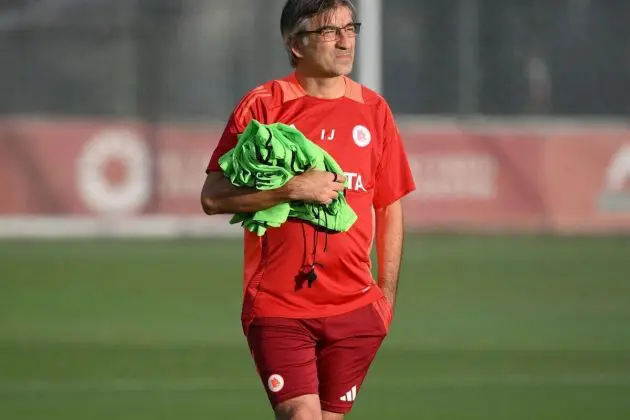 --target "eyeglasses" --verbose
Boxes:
[295,23,361,42]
